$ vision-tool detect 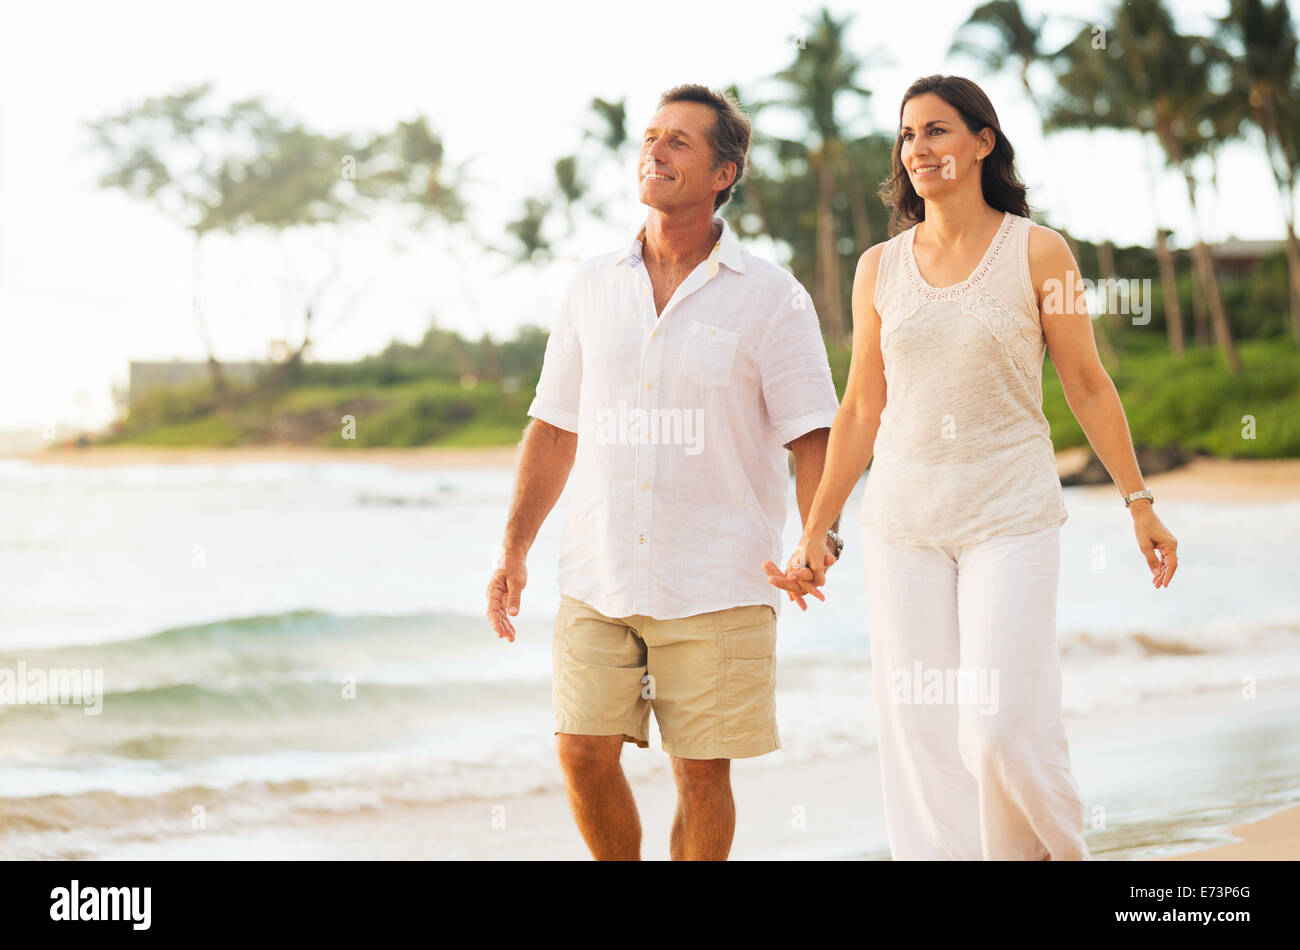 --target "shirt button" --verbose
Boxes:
[645,382,653,391]
[640,483,648,491]
[638,534,646,544]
